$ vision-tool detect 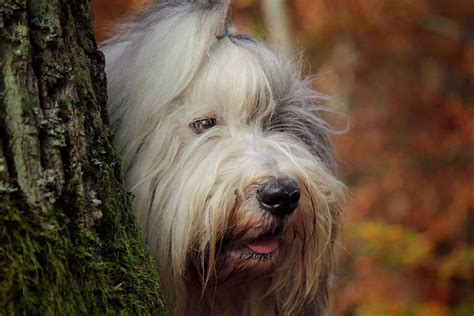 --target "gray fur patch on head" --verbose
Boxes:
[225,36,338,174]
[269,96,338,173]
